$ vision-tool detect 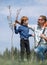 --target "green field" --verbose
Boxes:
[0,58,47,65]
[0,48,47,65]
